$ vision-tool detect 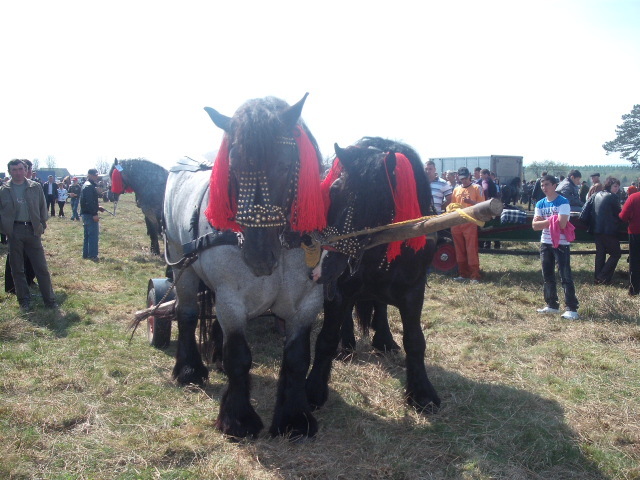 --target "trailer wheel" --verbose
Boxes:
[147,278,174,349]
[432,238,458,275]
